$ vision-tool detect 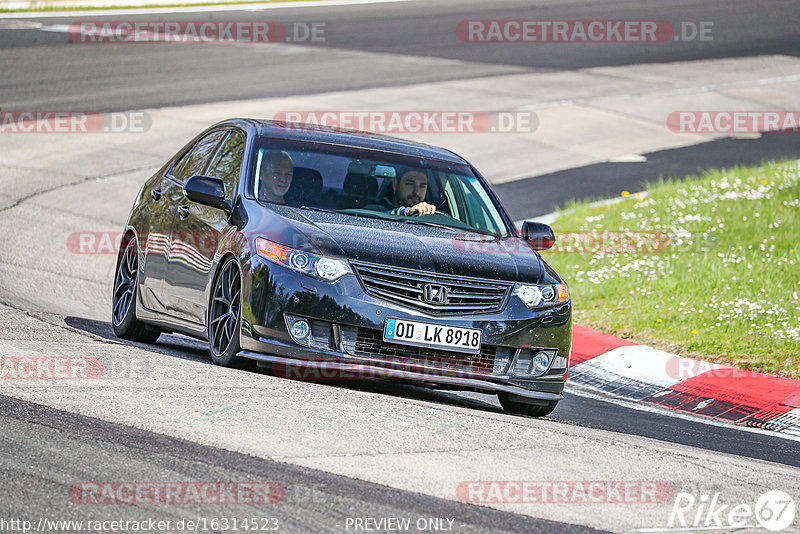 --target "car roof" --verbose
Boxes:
[216,118,470,166]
